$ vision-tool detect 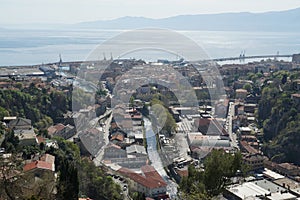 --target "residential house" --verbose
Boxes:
[117,165,167,198]
[235,89,248,100]
[277,163,300,177]
[8,118,32,130]
[47,123,76,139]
[6,117,37,146]
[22,154,56,198]
[242,153,265,171]
[14,128,37,146]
